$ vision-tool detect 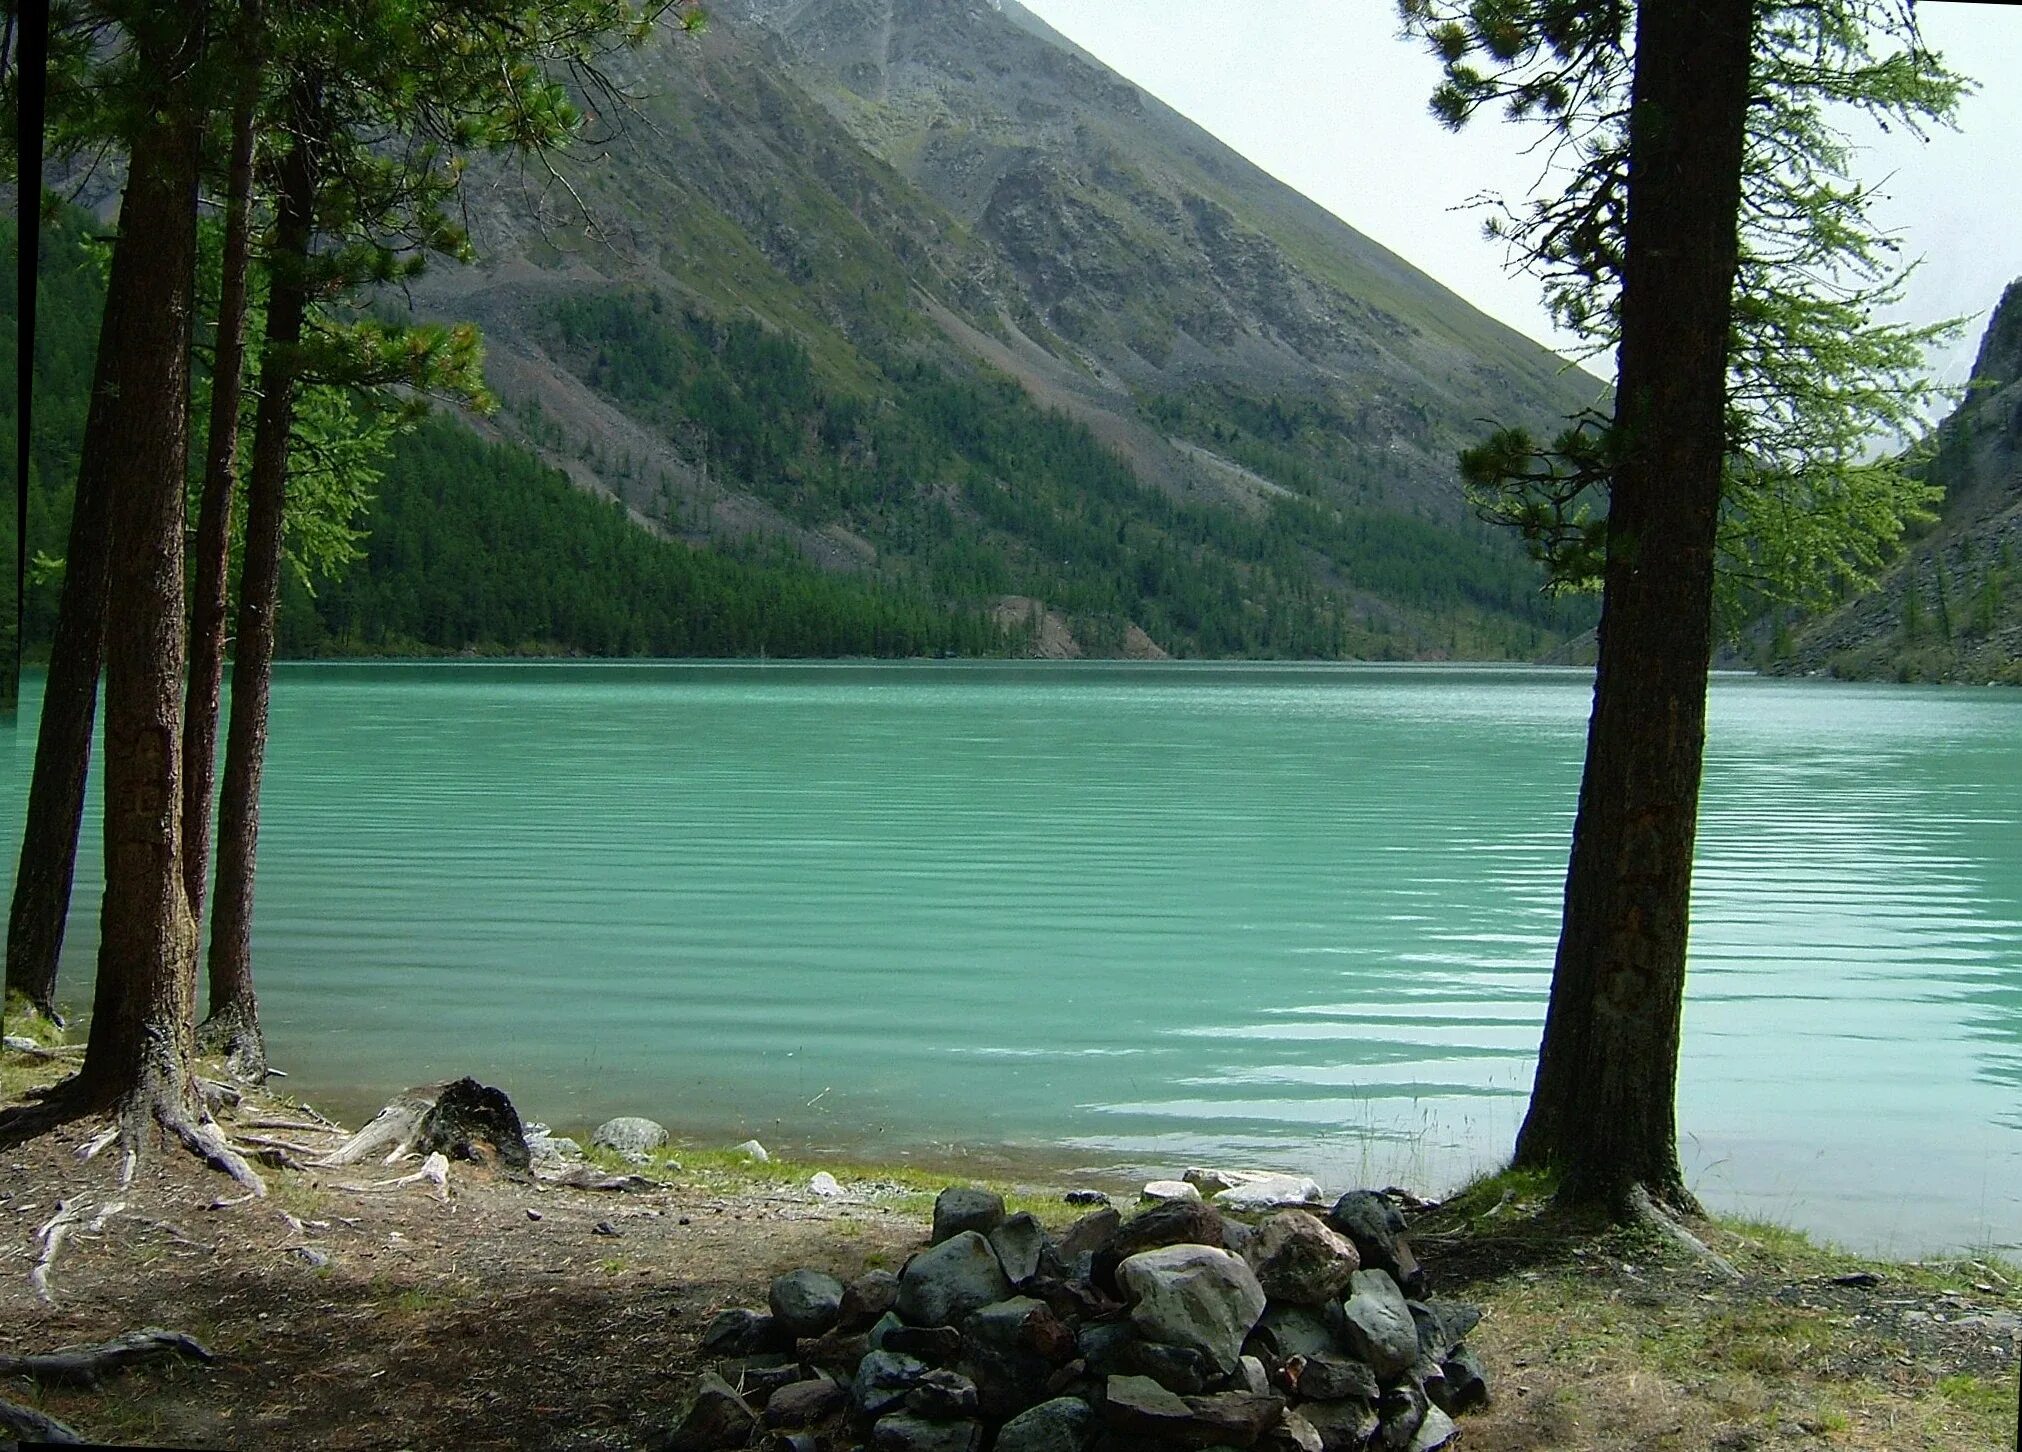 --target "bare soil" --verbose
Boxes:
[2,1055,2017,1450]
